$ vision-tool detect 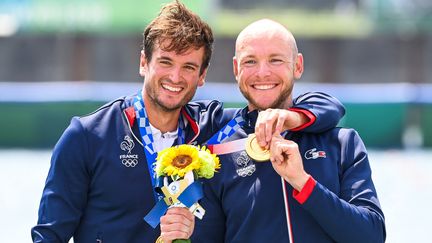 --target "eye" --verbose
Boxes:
[243,59,256,66]
[159,60,172,66]
[184,65,197,71]
[158,58,173,67]
[270,58,284,64]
